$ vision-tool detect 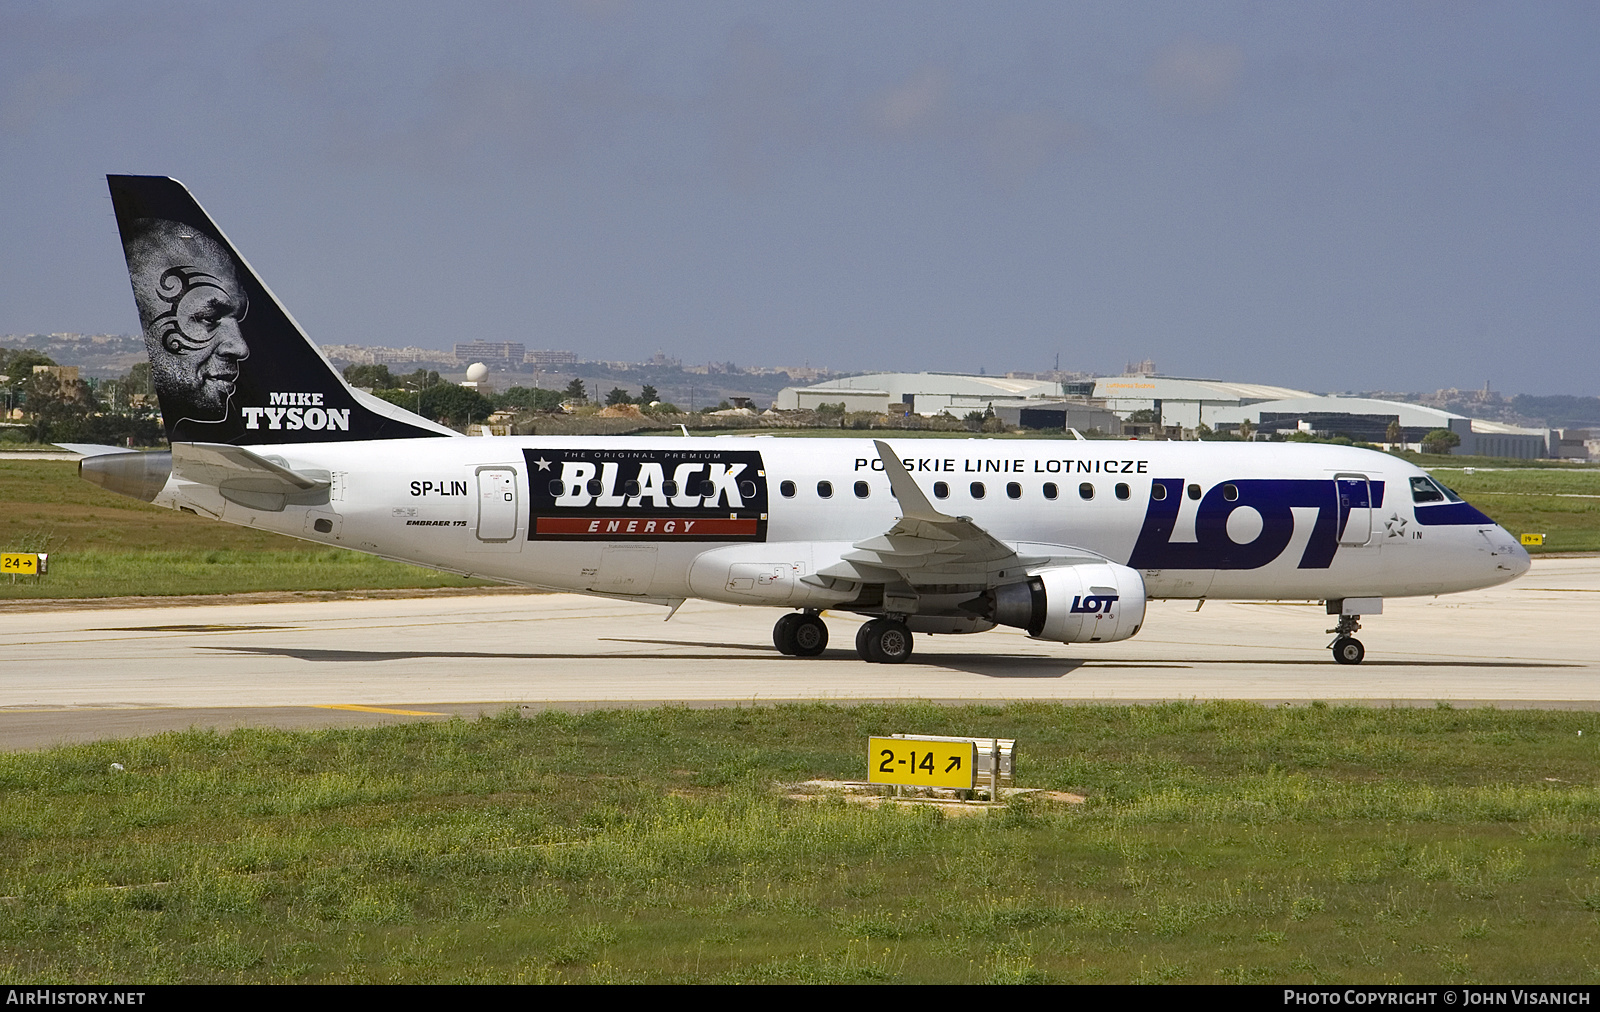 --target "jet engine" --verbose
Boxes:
[981,562,1147,644]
